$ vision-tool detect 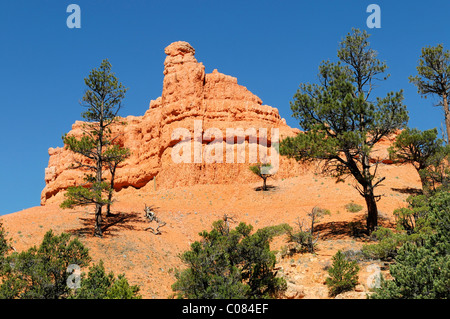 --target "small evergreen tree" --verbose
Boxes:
[249,163,274,191]
[325,250,360,297]
[361,227,408,261]
[0,222,9,260]
[393,194,430,234]
[419,144,450,192]
[172,220,287,299]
